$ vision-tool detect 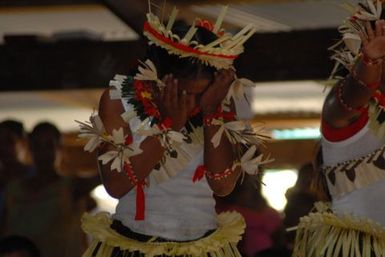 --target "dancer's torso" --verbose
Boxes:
[322,122,385,226]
